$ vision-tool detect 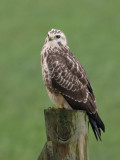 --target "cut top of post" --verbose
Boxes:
[40,109,89,160]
